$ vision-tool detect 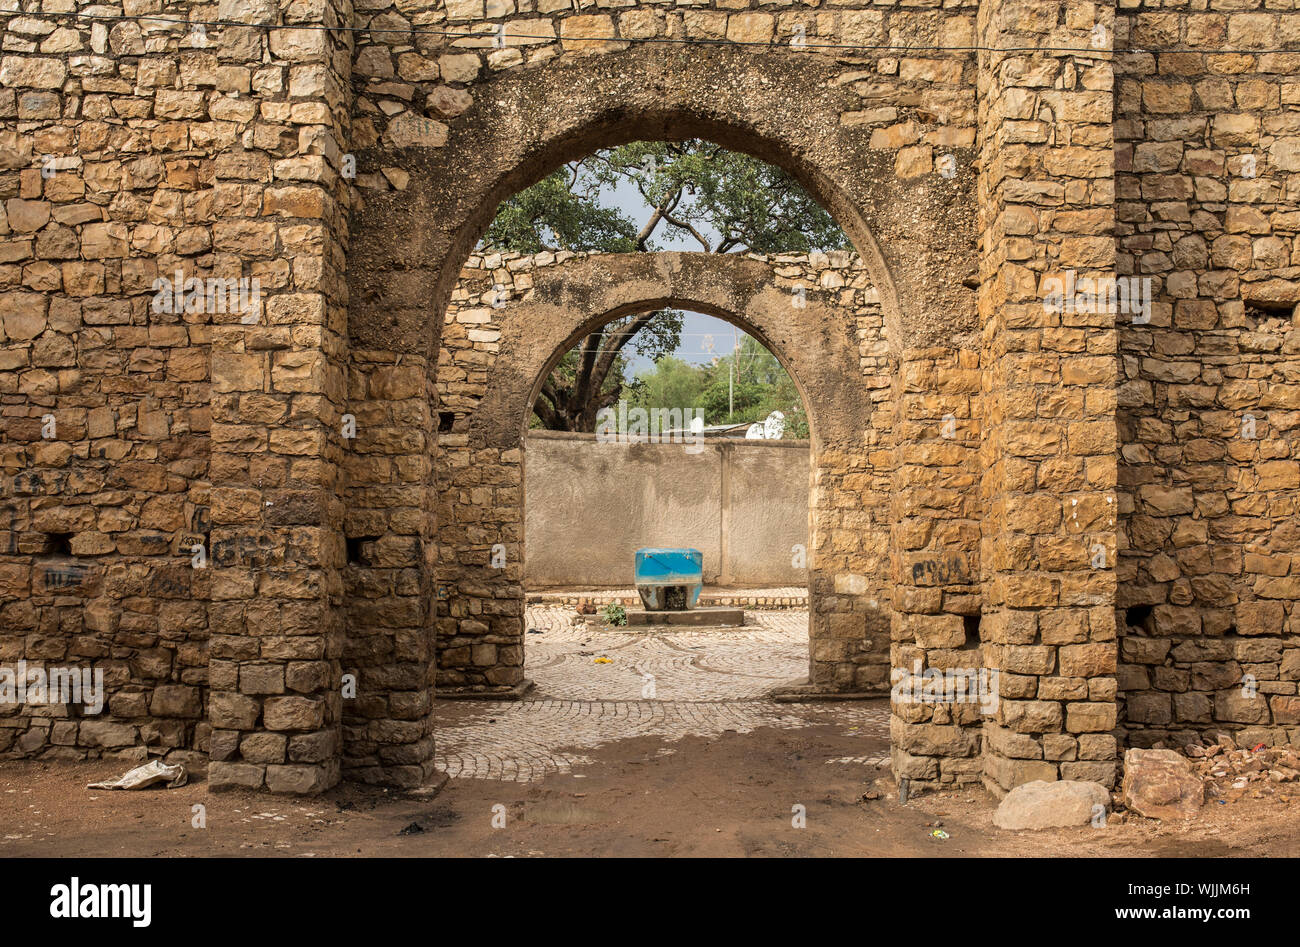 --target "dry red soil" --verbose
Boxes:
[2,720,1298,858]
